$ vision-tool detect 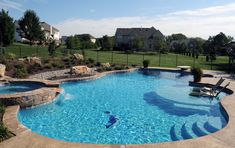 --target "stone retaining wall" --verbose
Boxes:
[0,87,61,108]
